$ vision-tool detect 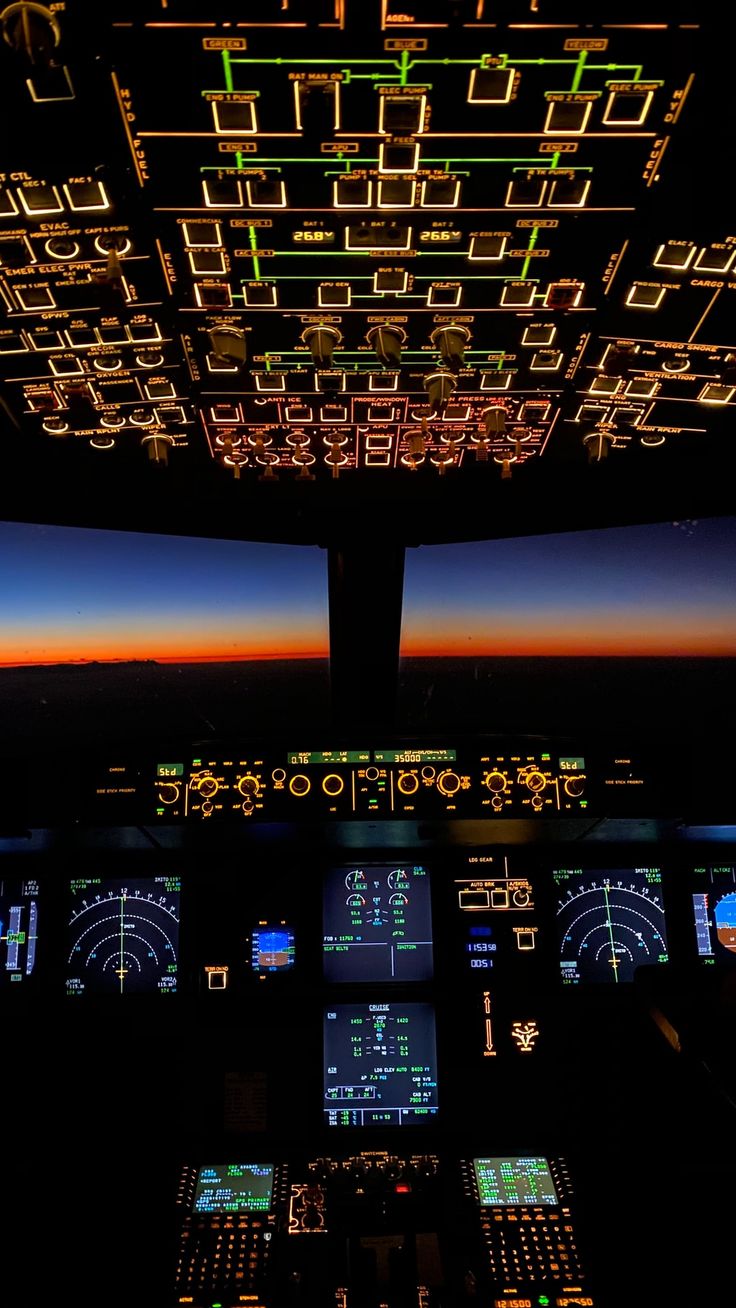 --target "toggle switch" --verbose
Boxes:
[366,323,406,368]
